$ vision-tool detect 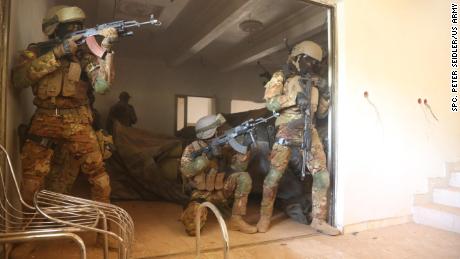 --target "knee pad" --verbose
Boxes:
[263,168,283,188]
[80,151,104,175]
[181,201,208,236]
[313,171,330,191]
[235,172,252,196]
